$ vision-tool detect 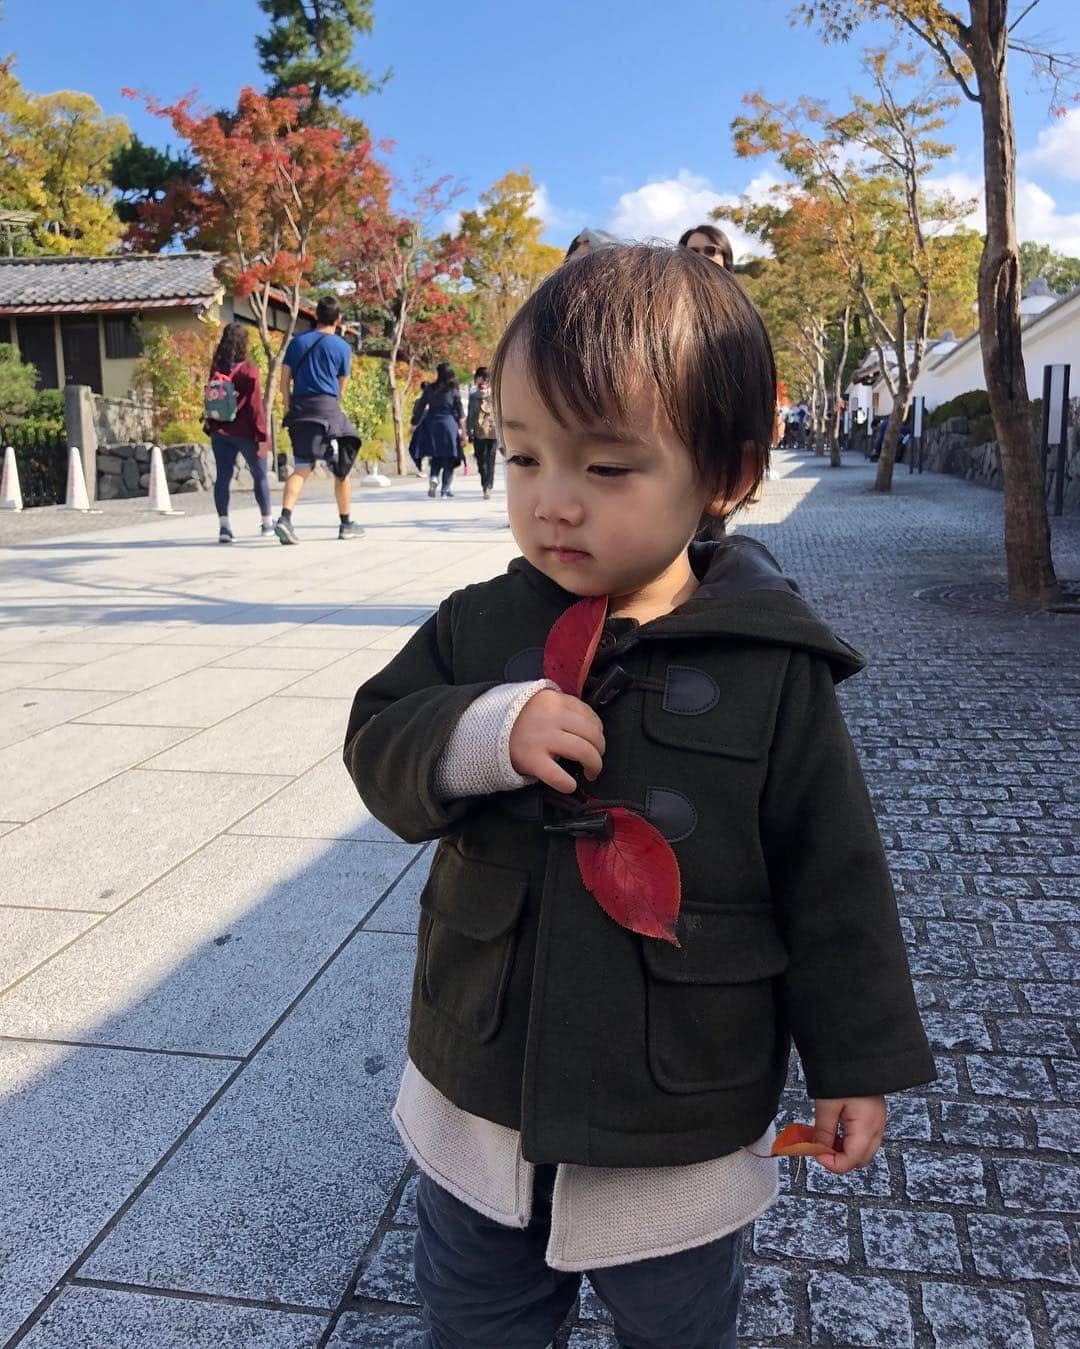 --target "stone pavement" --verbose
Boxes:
[0,451,1076,1348]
